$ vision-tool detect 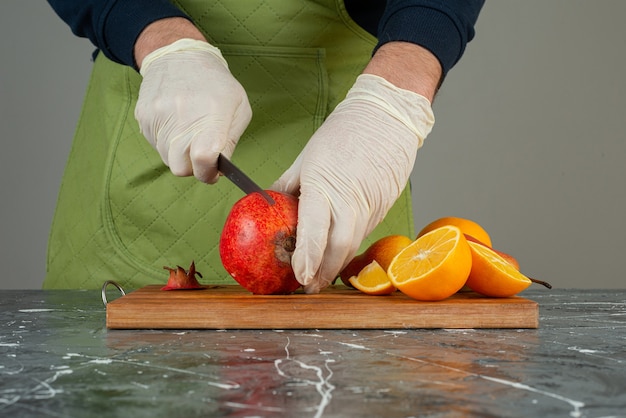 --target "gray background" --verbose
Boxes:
[1,1,625,289]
